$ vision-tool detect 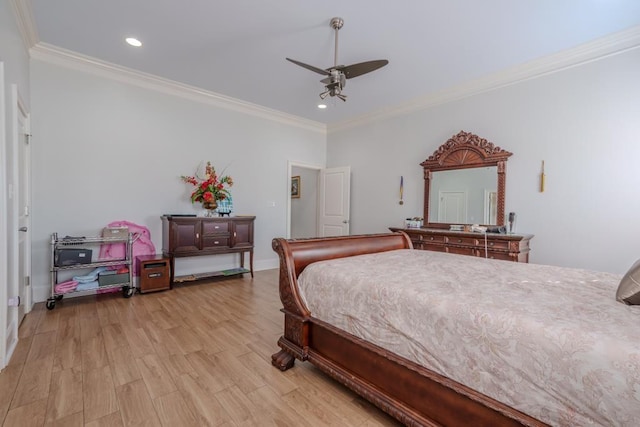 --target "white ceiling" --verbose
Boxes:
[27,0,640,125]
